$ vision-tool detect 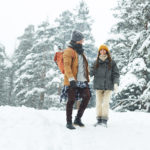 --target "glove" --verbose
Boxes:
[70,80,77,88]
[114,83,119,94]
